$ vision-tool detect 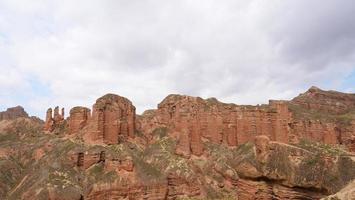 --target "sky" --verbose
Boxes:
[0,0,354,119]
